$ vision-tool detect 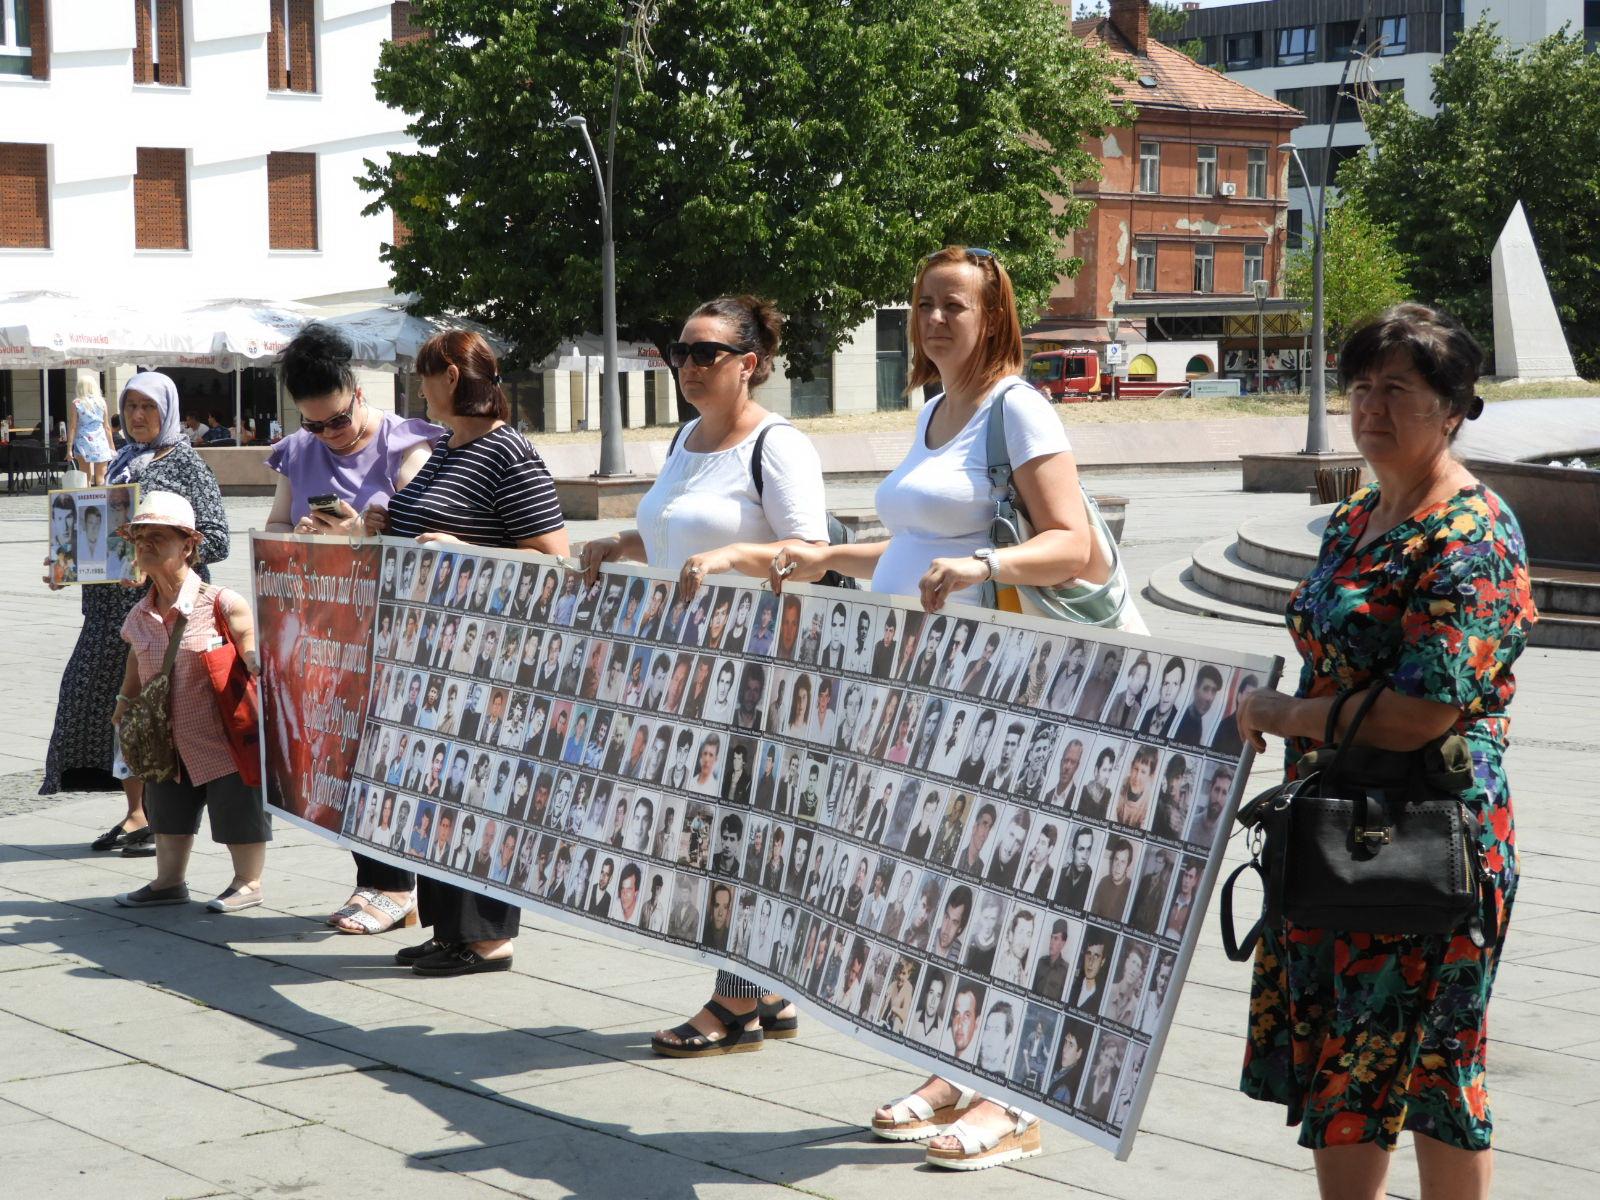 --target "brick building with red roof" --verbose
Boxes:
[1042,0,1305,375]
